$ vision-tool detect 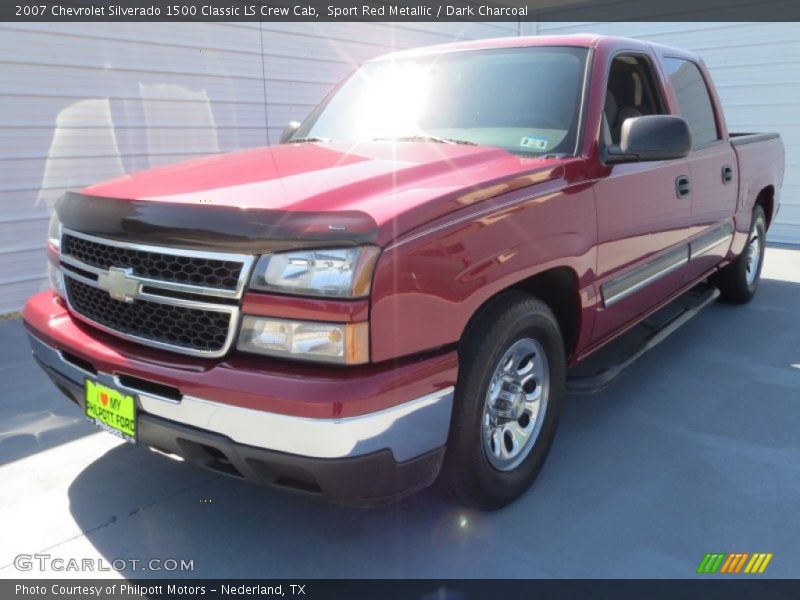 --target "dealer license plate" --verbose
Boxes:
[85,380,137,444]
